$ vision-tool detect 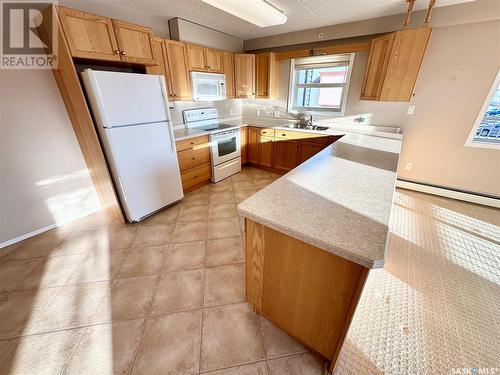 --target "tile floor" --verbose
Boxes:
[0,167,498,374]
